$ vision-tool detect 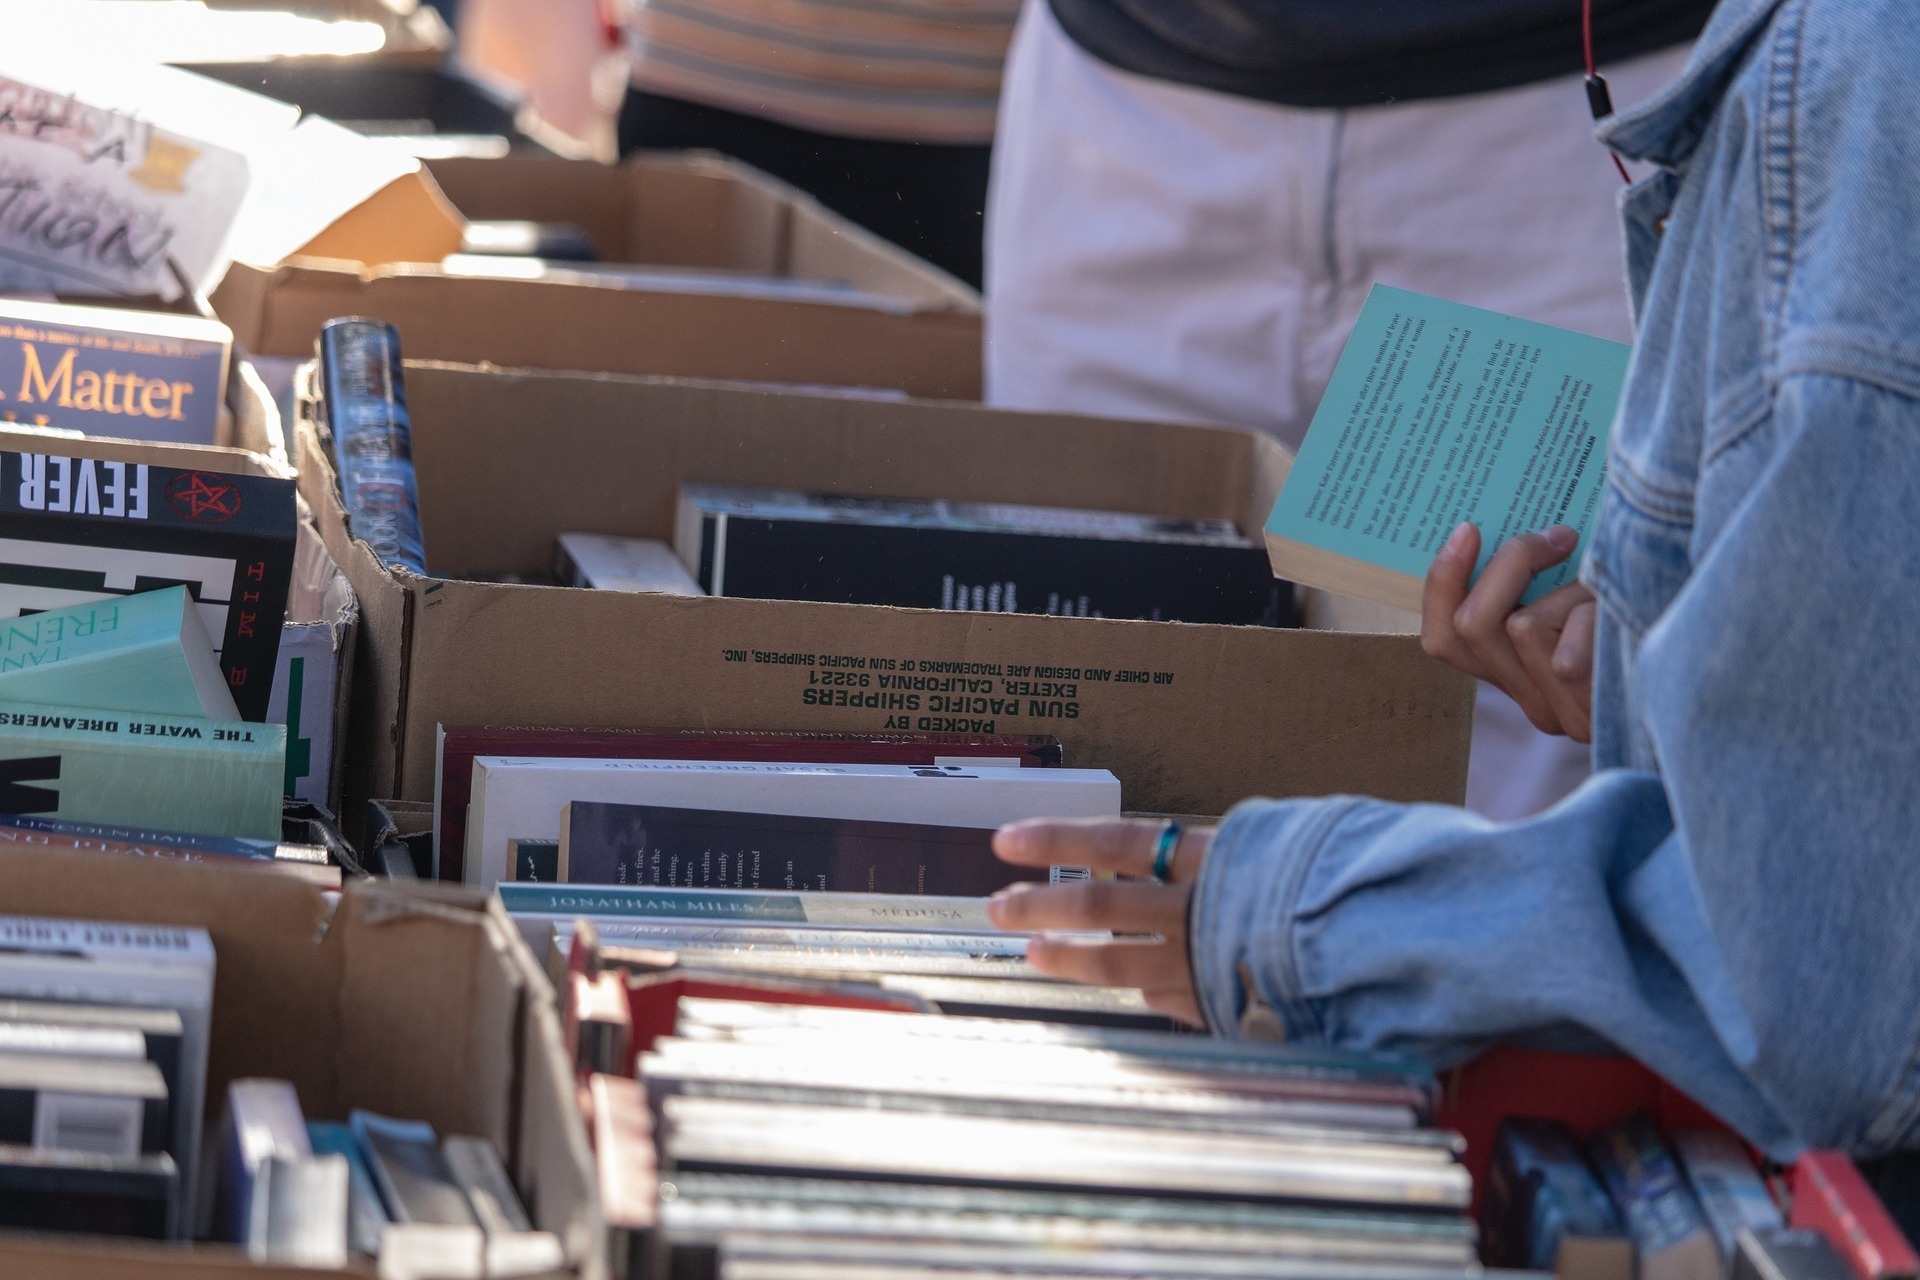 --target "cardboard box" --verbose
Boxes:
[296,363,1475,844]
[423,152,978,310]
[0,846,599,1277]
[212,154,983,400]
